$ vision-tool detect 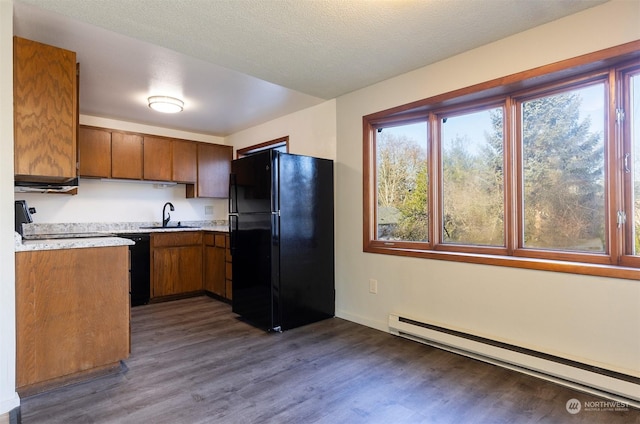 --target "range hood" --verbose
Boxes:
[14,177,79,194]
